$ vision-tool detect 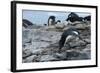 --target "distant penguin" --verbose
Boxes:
[55,20,61,24]
[78,17,84,21]
[66,12,84,23]
[68,12,79,18]
[23,19,33,28]
[48,16,56,26]
[84,15,91,21]
[44,24,47,26]
[59,28,80,52]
